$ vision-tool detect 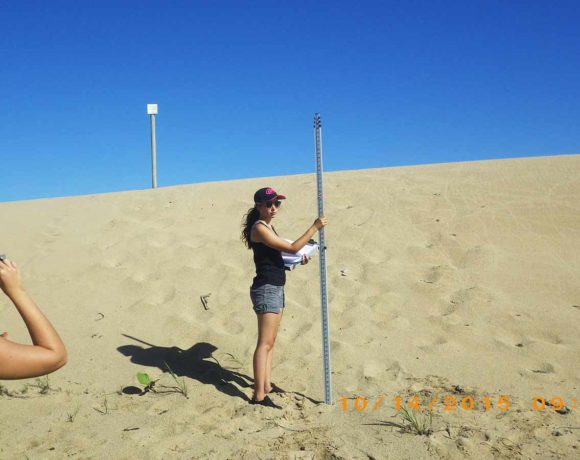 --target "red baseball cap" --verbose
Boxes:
[254,187,286,204]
